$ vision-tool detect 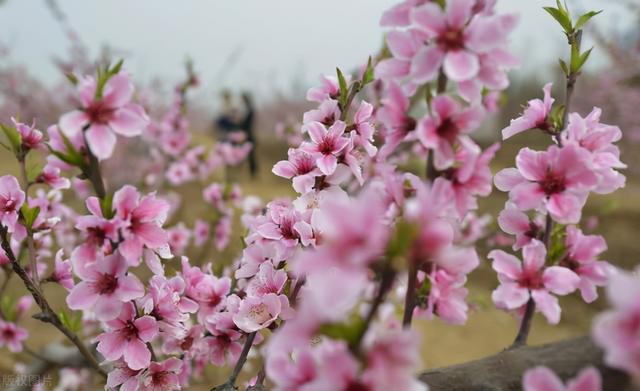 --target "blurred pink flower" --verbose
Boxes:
[0,175,25,233]
[0,320,28,352]
[522,366,601,391]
